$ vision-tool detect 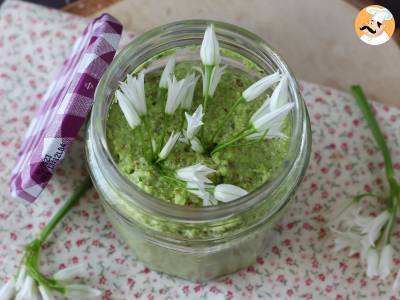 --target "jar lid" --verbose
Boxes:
[10,14,122,202]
